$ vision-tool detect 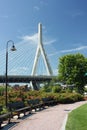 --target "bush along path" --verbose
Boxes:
[0,89,84,106]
